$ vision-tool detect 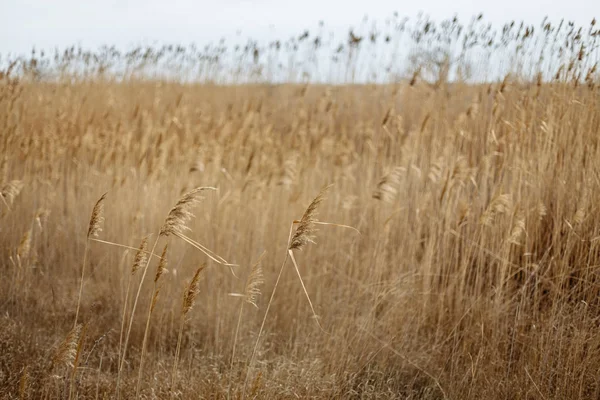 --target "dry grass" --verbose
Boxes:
[1,14,600,400]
